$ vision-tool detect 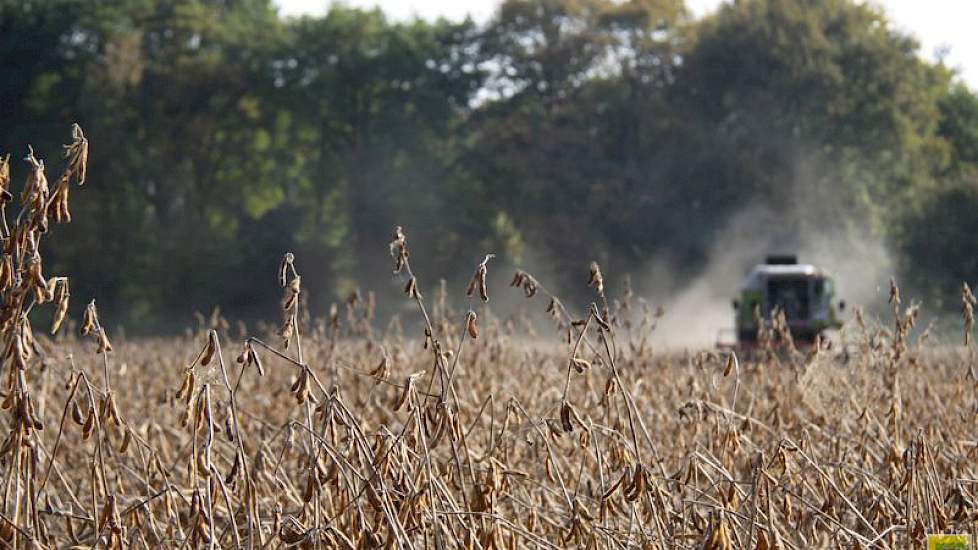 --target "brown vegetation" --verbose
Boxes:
[1,127,976,549]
